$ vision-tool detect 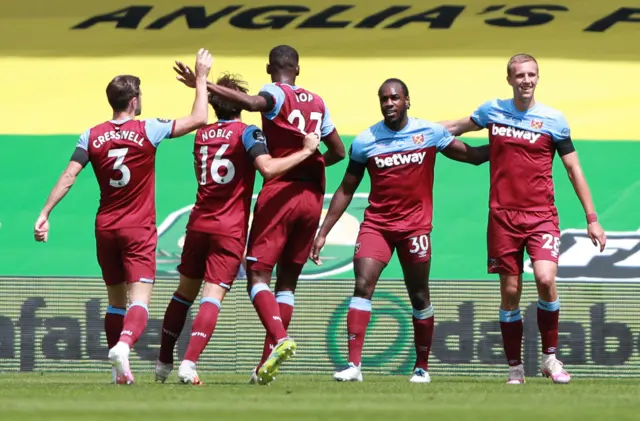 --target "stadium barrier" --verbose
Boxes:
[1,277,639,378]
